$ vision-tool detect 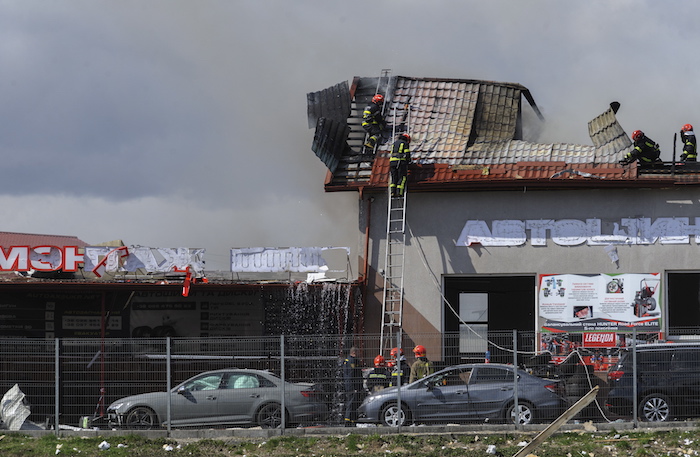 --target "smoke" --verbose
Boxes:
[0,2,698,269]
